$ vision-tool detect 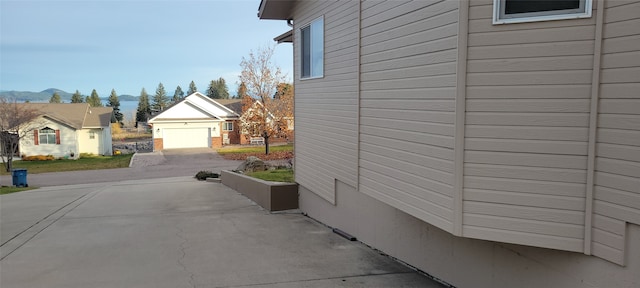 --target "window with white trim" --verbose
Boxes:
[301,17,324,79]
[89,131,96,139]
[39,128,56,144]
[223,122,233,131]
[493,0,592,24]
